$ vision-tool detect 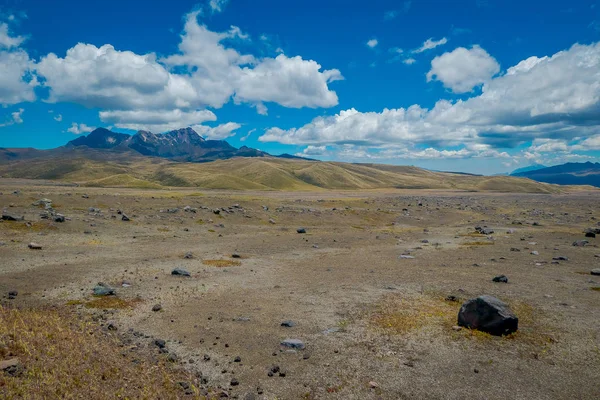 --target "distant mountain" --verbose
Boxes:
[65,127,255,162]
[513,162,600,187]
[510,164,547,176]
